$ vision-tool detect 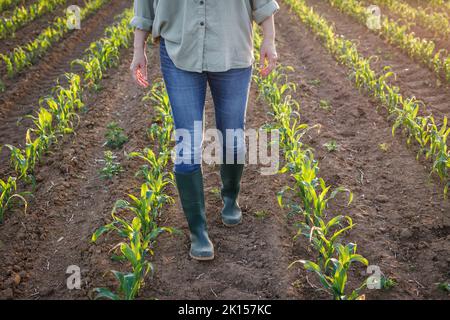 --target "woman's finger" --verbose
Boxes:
[136,69,150,88]
[259,50,267,70]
